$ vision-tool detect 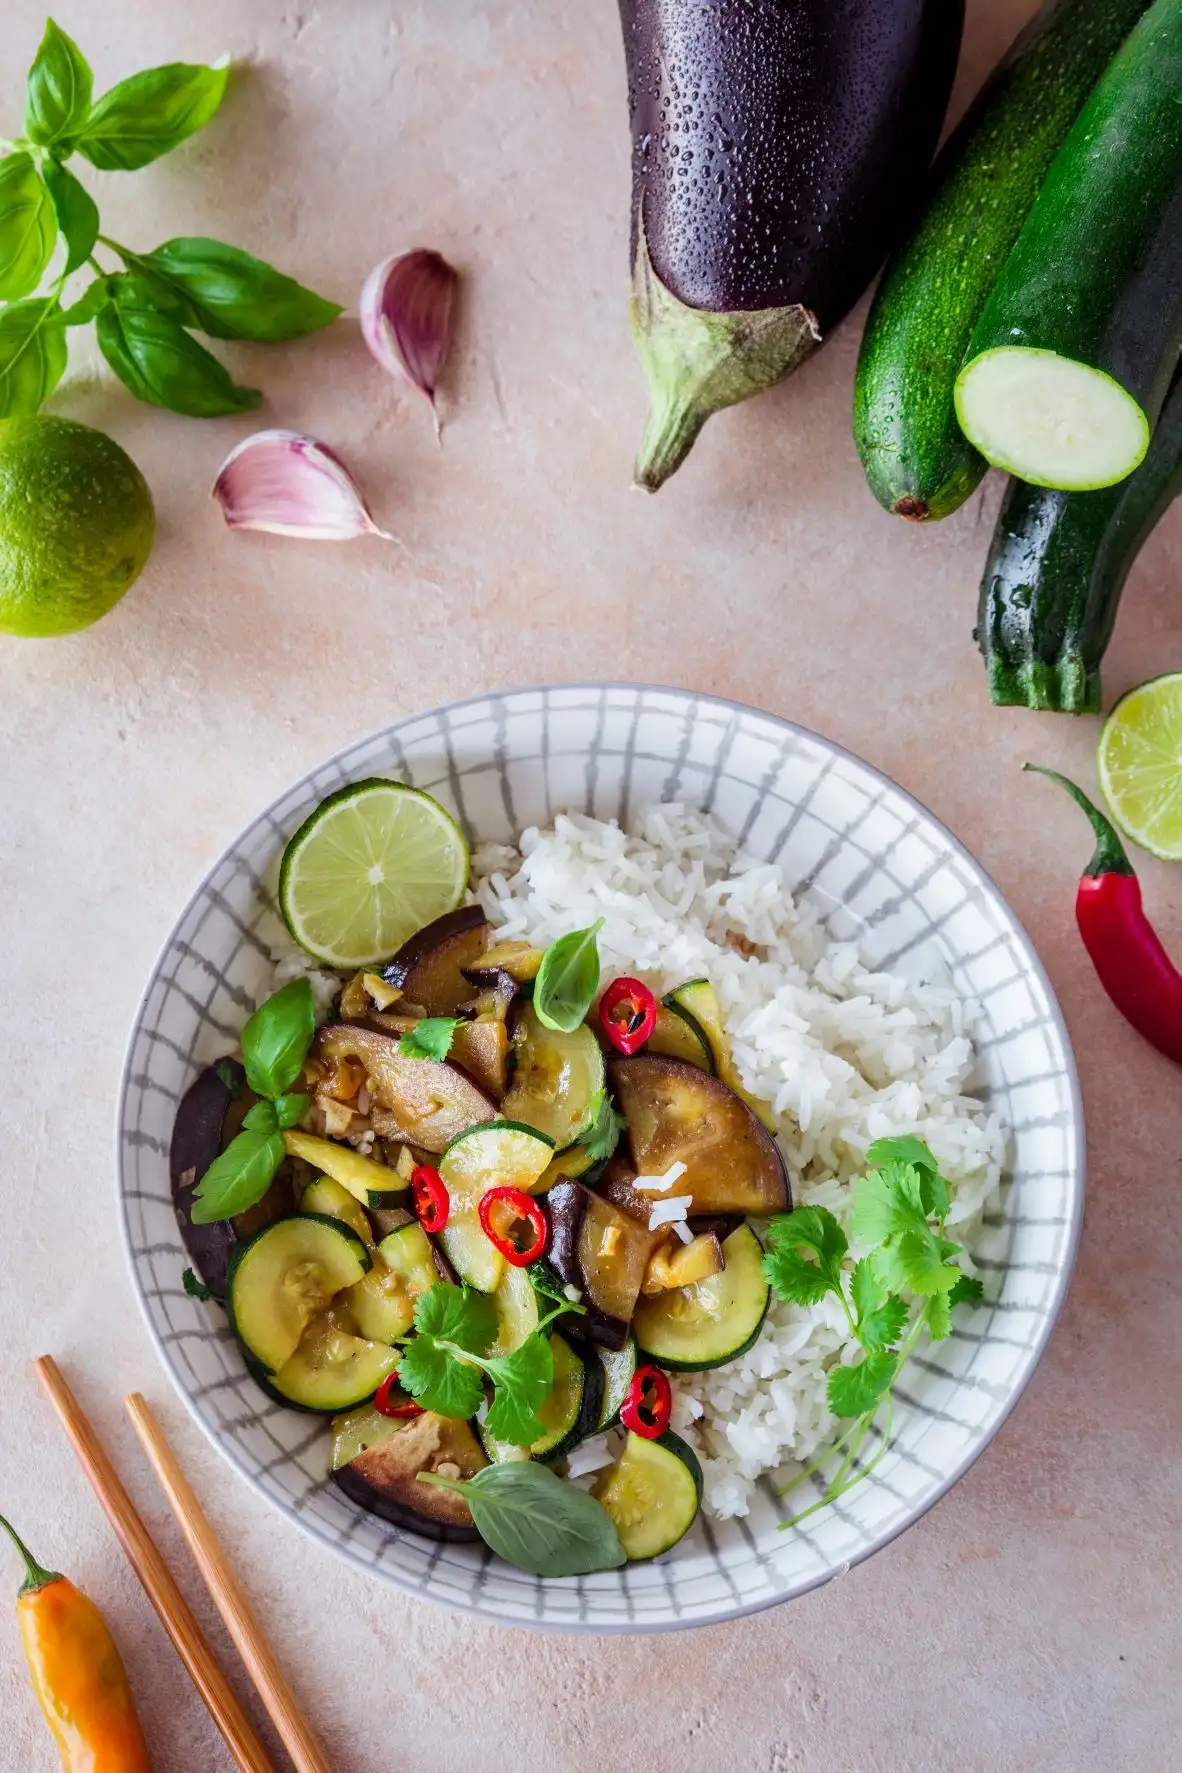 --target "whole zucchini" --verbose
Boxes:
[957,0,1182,493]
[618,0,964,490]
[855,0,1155,522]
[979,367,1182,713]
